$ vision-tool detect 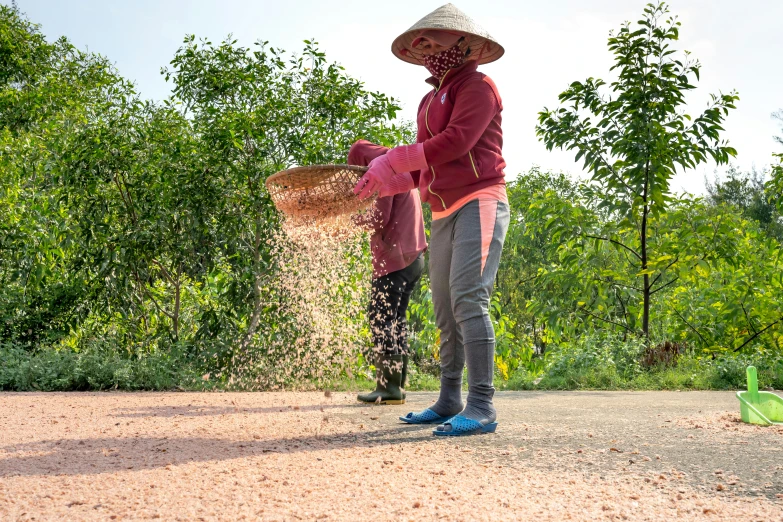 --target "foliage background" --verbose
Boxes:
[2,3,782,391]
